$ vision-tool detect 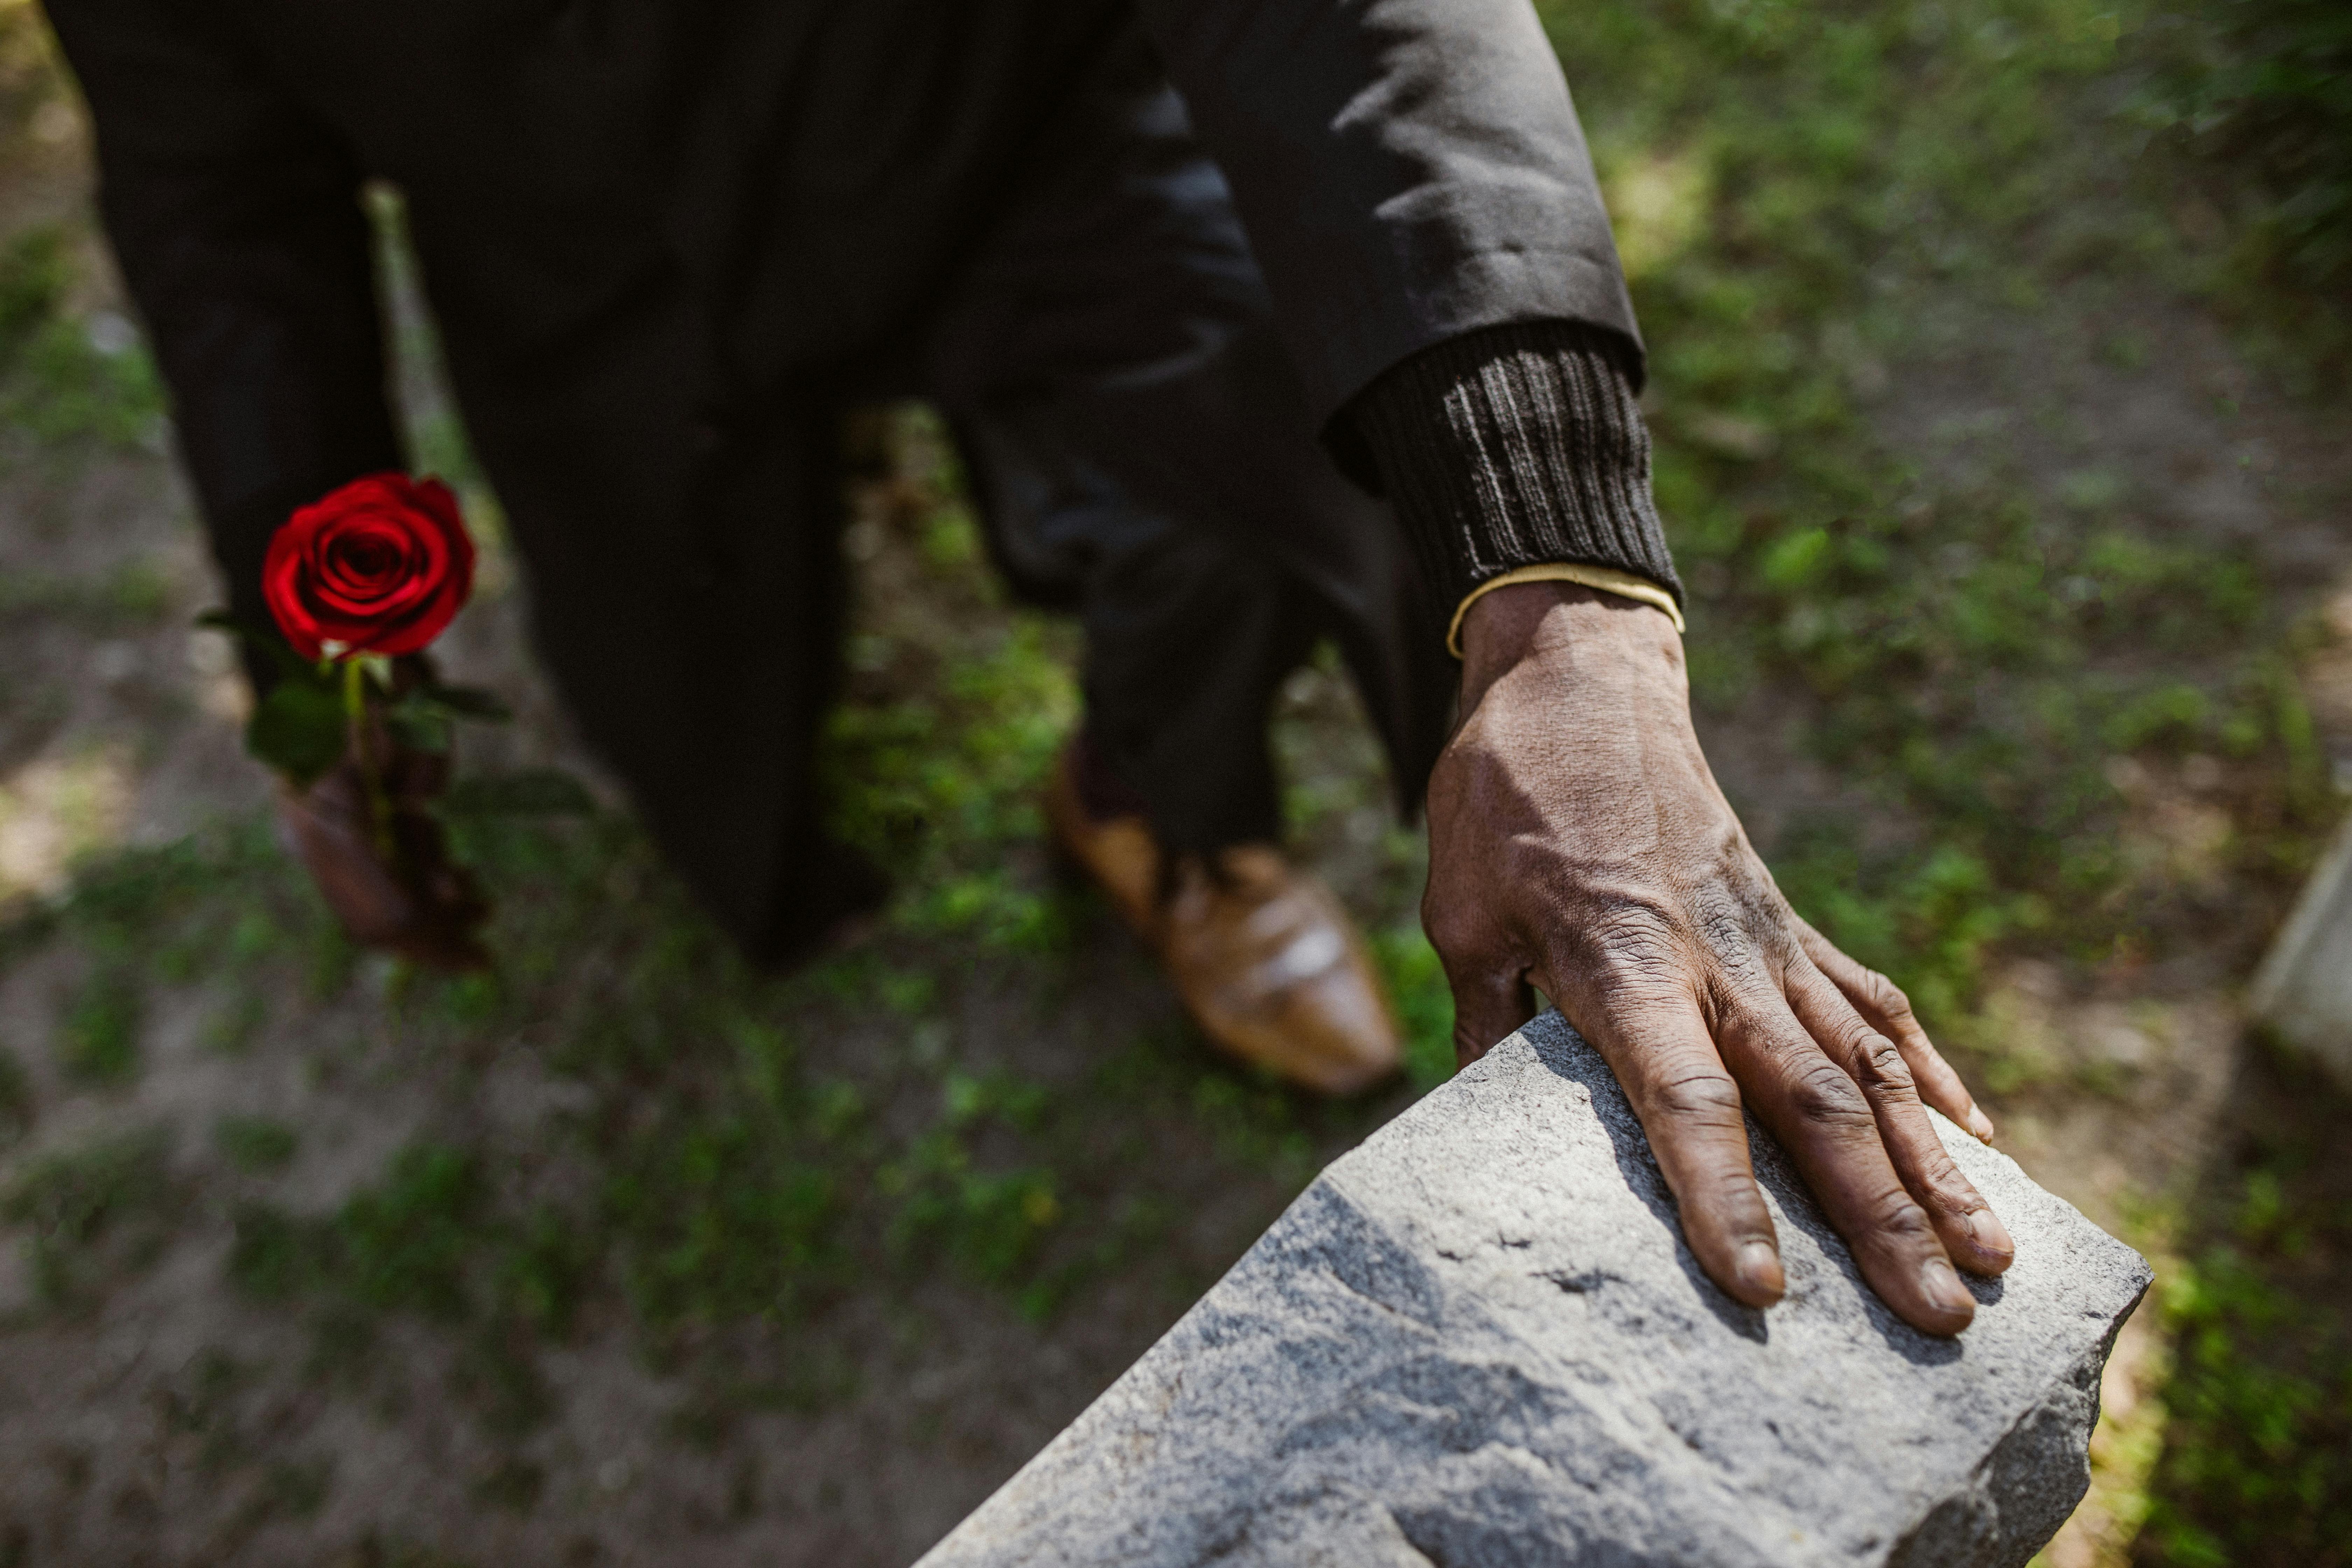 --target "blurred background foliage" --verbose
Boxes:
[2142,0,2352,343]
[0,0,2344,1561]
